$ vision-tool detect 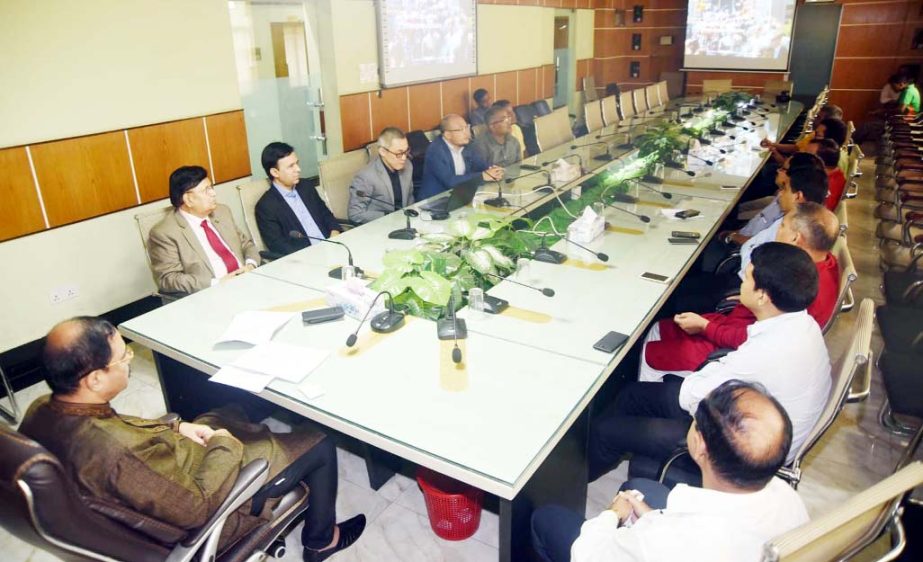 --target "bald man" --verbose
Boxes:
[640,202,841,381]
[19,317,365,562]
[532,380,809,562]
[418,113,504,200]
